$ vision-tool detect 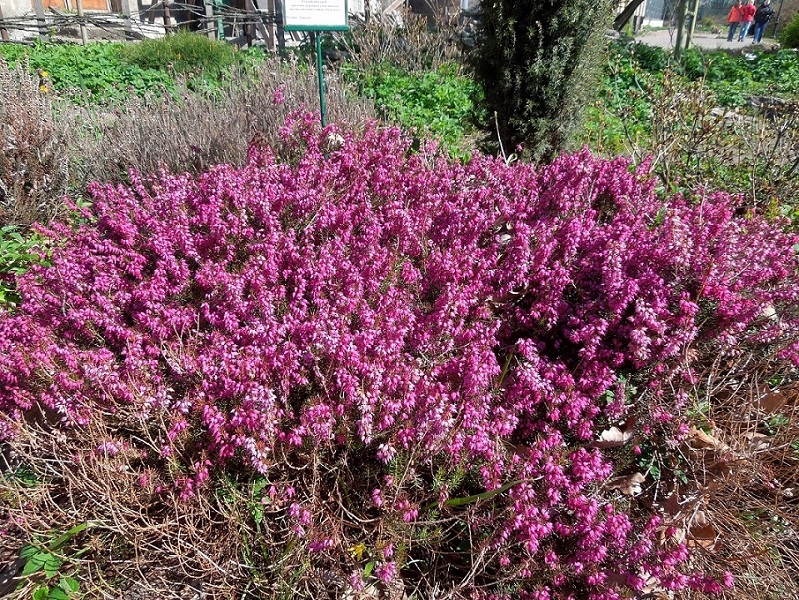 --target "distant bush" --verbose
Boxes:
[627,42,669,72]
[67,55,376,185]
[1,115,796,597]
[778,11,799,47]
[119,31,238,79]
[340,10,464,74]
